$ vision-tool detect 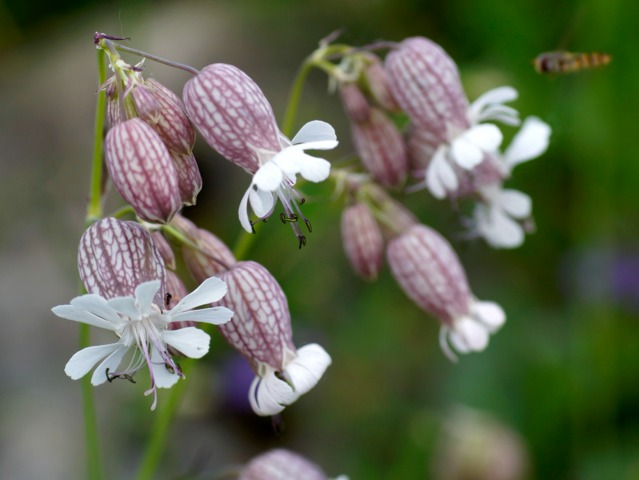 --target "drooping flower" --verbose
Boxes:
[341,202,384,281]
[385,37,520,199]
[53,277,232,410]
[387,224,505,361]
[54,217,233,409]
[183,63,338,246]
[239,449,349,480]
[214,261,331,416]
